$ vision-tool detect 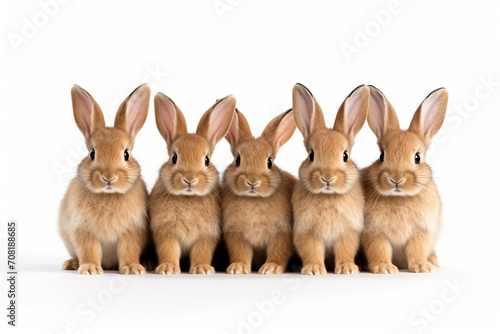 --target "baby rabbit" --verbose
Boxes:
[59,84,151,275]
[361,86,448,274]
[222,109,297,274]
[292,83,370,275]
[150,93,236,275]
